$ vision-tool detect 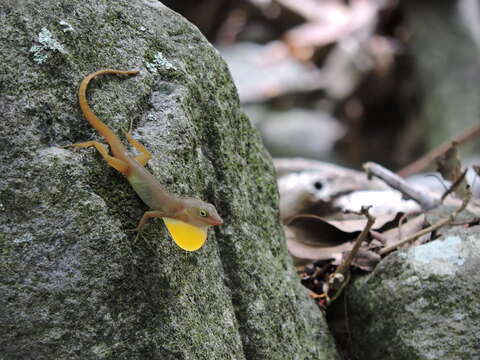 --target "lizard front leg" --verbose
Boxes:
[133,210,166,232]
[66,141,129,174]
